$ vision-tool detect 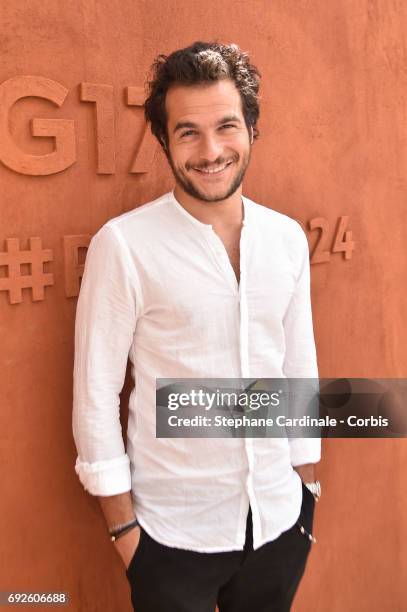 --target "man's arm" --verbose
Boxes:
[72,224,142,565]
[98,492,141,568]
[282,223,321,476]
[293,463,315,483]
